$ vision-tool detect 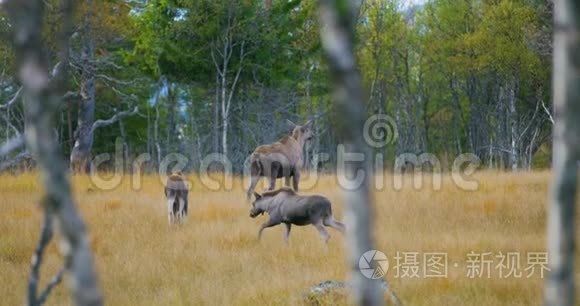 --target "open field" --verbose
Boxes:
[0,171,579,305]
